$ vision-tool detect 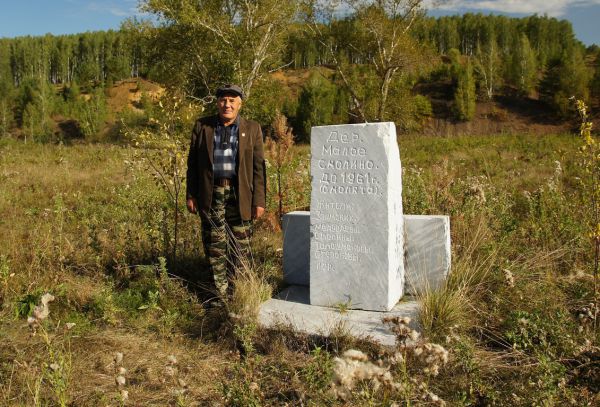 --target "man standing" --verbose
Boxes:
[186,84,266,300]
